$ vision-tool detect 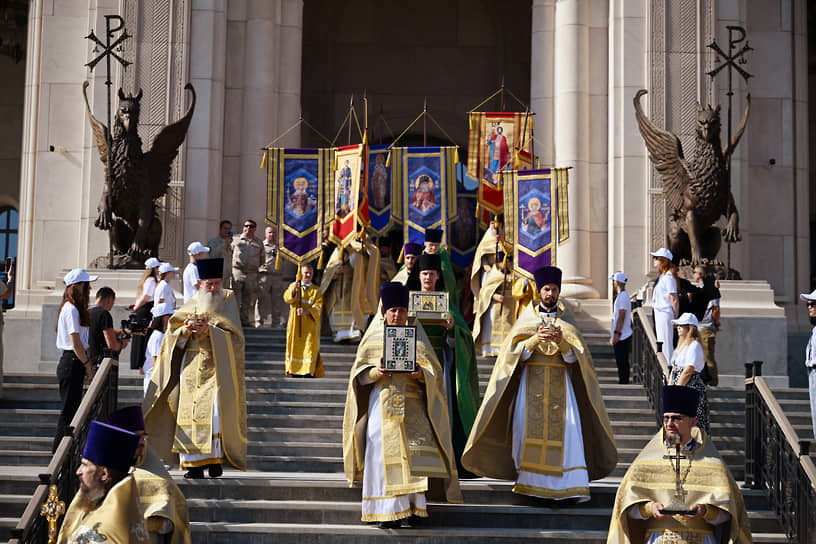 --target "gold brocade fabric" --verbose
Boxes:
[469,227,500,299]
[462,302,617,482]
[57,475,149,544]
[472,266,514,351]
[320,247,358,335]
[142,291,247,470]
[283,281,324,377]
[342,316,462,503]
[512,277,538,320]
[606,428,753,544]
[520,360,567,475]
[133,446,190,543]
